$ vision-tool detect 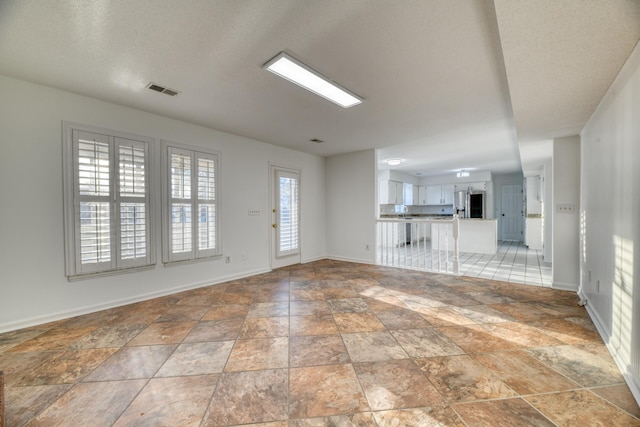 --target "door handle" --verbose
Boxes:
[272,223,277,228]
